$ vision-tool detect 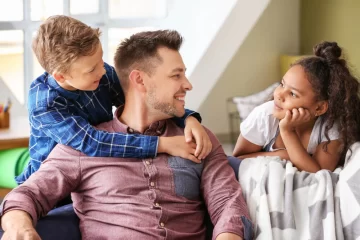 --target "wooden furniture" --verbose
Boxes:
[0,116,30,150]
[0,188,11,198]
